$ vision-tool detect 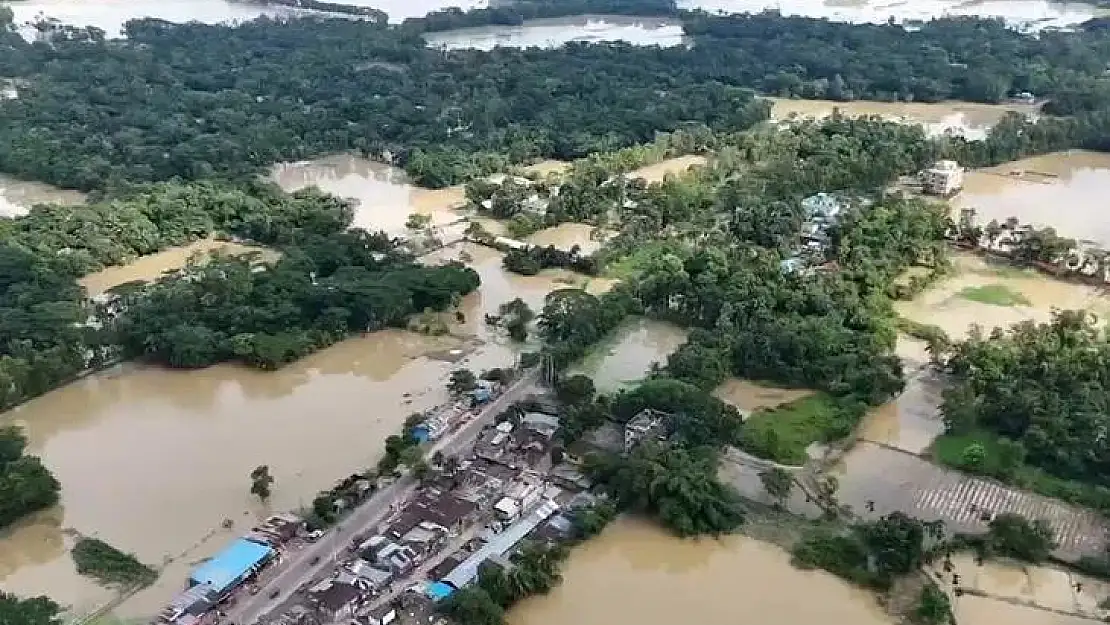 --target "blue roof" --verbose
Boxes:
[190,538,274,593]
[426,582,455,601]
